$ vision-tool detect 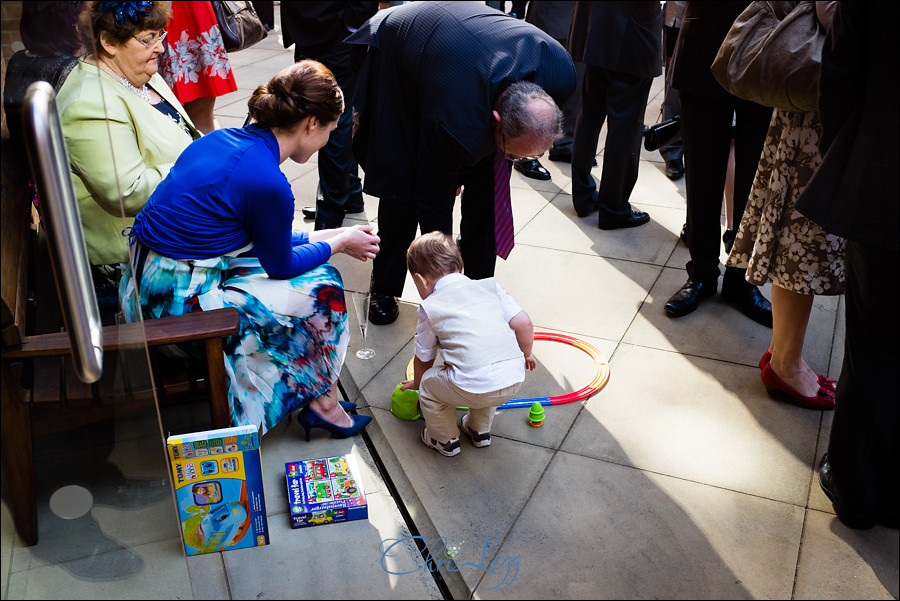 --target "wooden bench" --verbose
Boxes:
[0,96,241,547]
